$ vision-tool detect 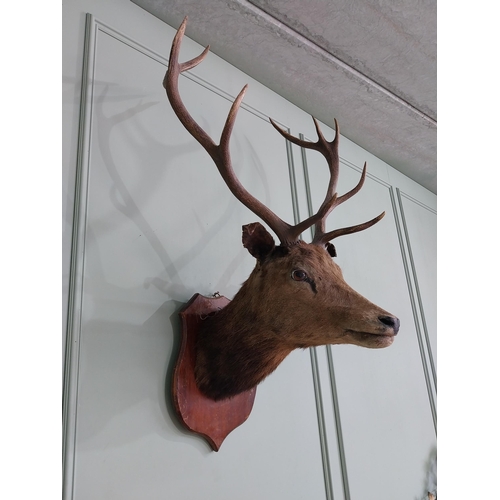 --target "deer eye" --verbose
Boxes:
[291,269,308,281]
